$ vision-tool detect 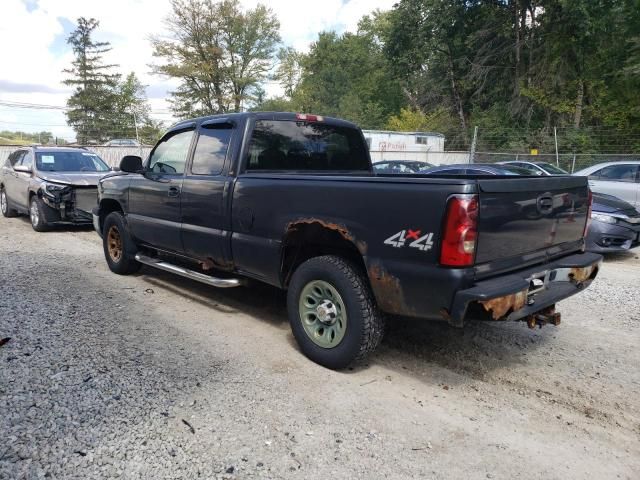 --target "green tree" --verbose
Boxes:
[151,0,281,117]
[273,47,303,98]
[111,73,164,144]
[293,12,404,129]
[63,17,120,144]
